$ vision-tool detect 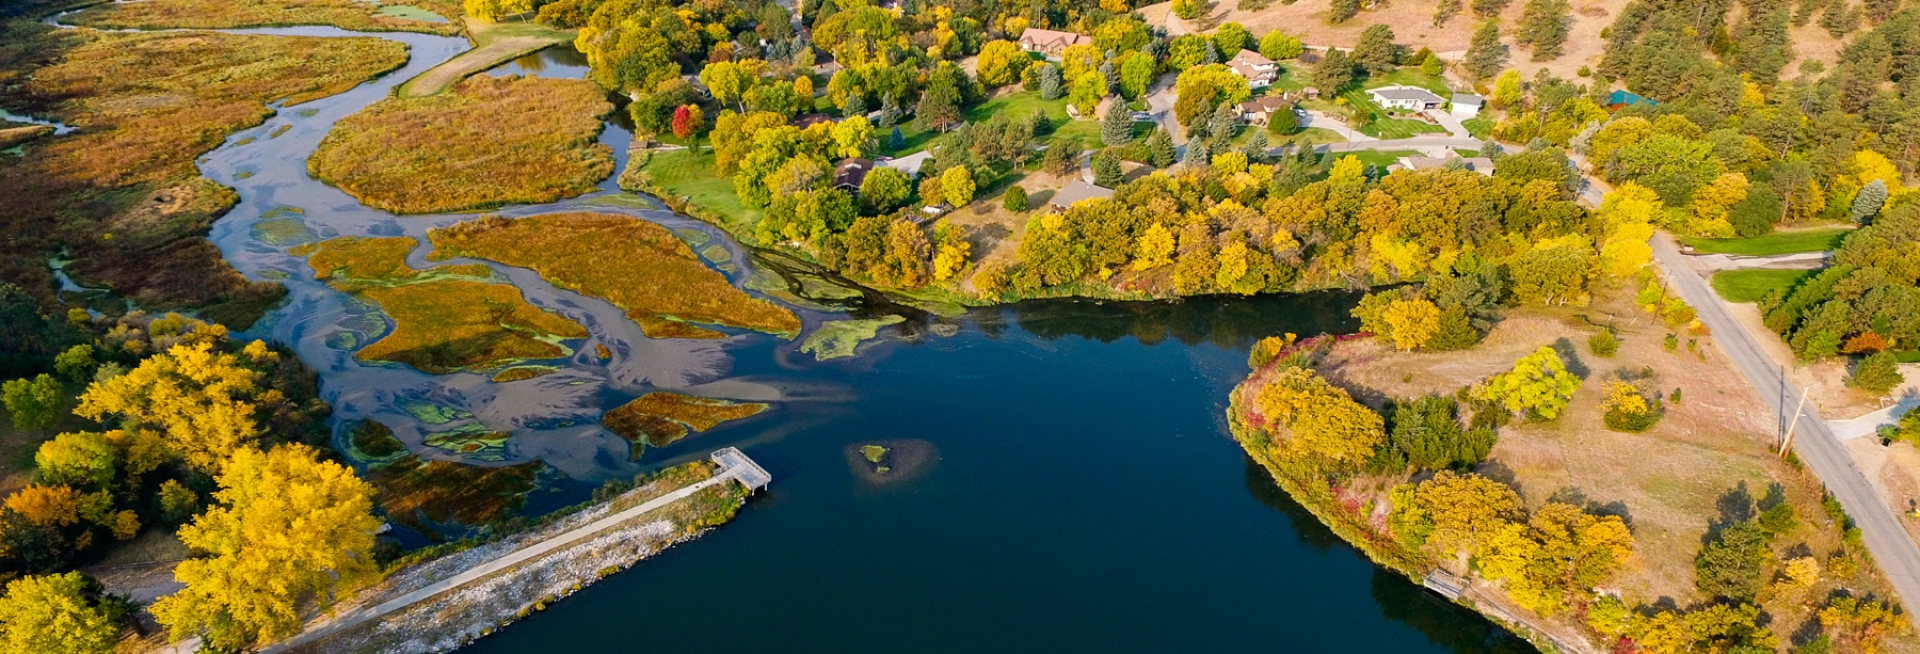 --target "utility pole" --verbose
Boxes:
[1780,386,1811,457]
